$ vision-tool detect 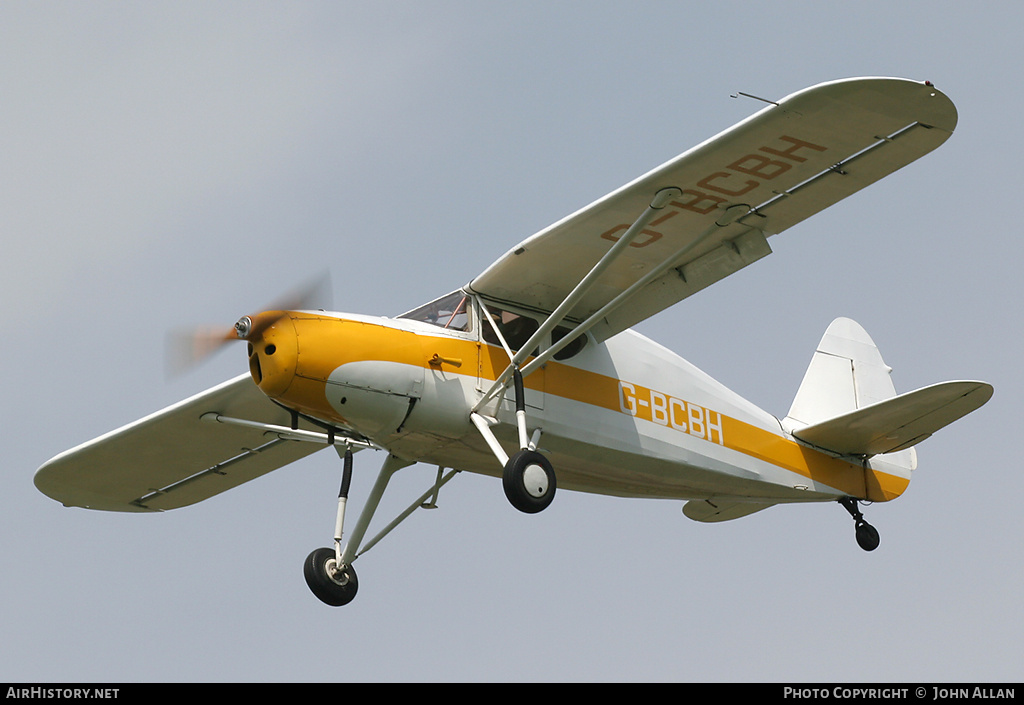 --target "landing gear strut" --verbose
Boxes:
[304,449,459,606]
[304,445,360,606]
[839,497,880,551]
[471,366,557,514]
